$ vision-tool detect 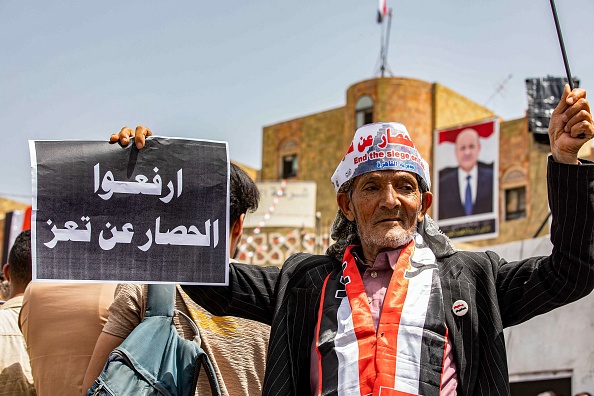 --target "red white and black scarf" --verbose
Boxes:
[315,233,447,396]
